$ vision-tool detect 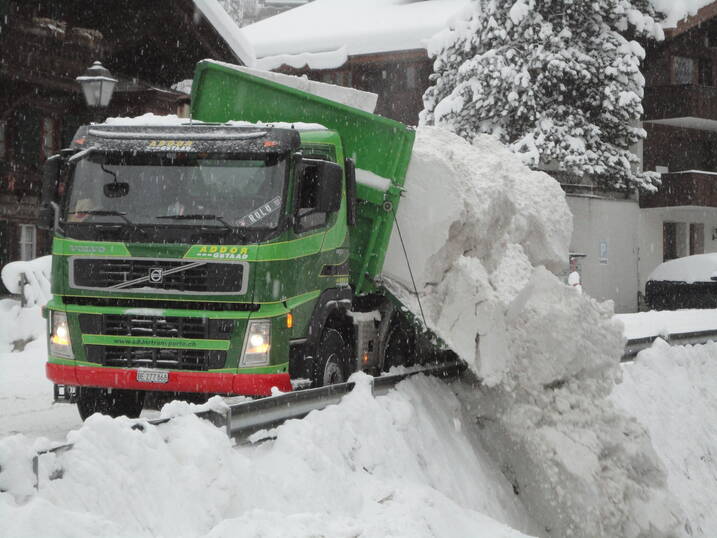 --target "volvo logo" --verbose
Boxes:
[148,268,164,284]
